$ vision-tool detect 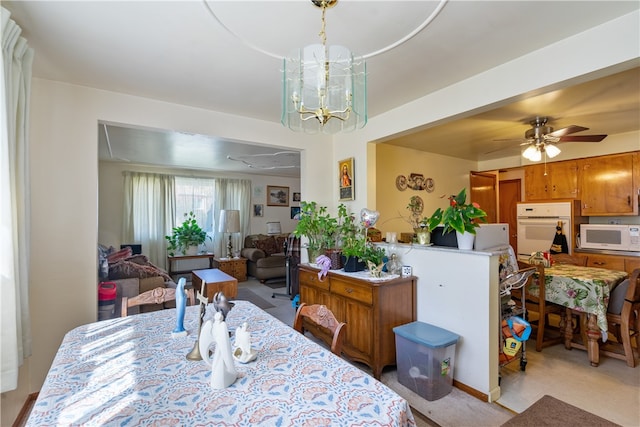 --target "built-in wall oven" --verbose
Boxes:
[516,202,573,261]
